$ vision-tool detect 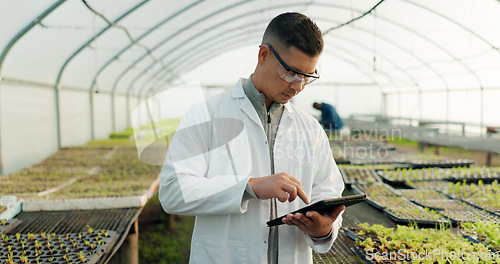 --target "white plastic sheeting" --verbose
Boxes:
[1,0,500,174]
